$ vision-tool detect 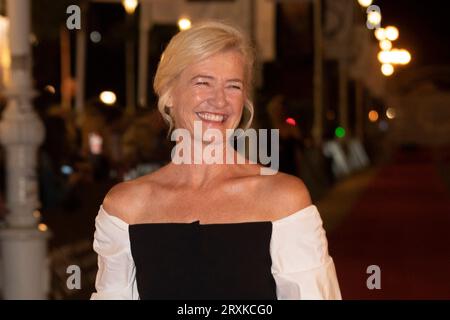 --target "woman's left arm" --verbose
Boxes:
[270,205,342,300]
